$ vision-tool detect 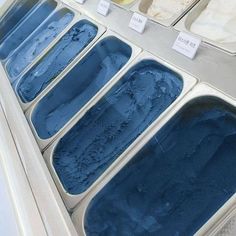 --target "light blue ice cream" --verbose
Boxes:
[52,60,183,195]
[16,20,98,103]
[85,97,236,236]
